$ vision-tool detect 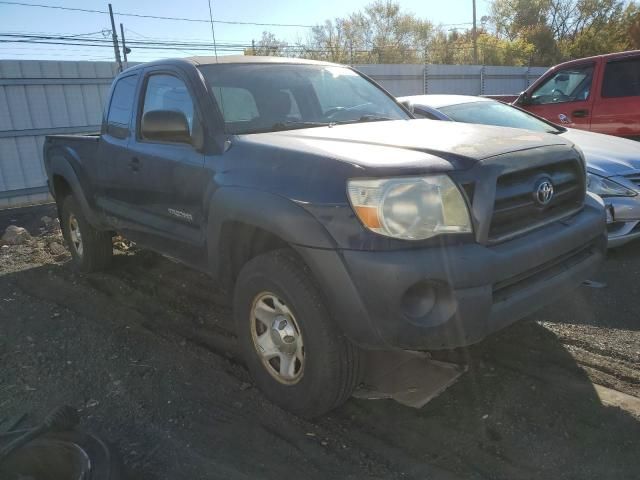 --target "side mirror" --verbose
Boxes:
[399,100,414,113]
[141,110,191,144]
[516,91,531,105]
